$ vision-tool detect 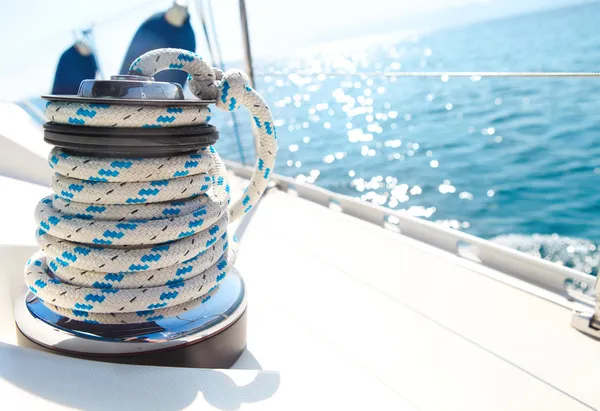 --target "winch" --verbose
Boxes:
[13,48,277,368]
